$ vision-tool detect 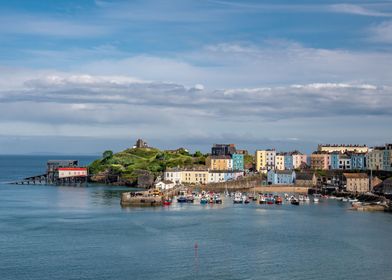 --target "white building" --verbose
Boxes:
[58,167,88,178]
[155,180,175,190]
[164,169,182,184]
